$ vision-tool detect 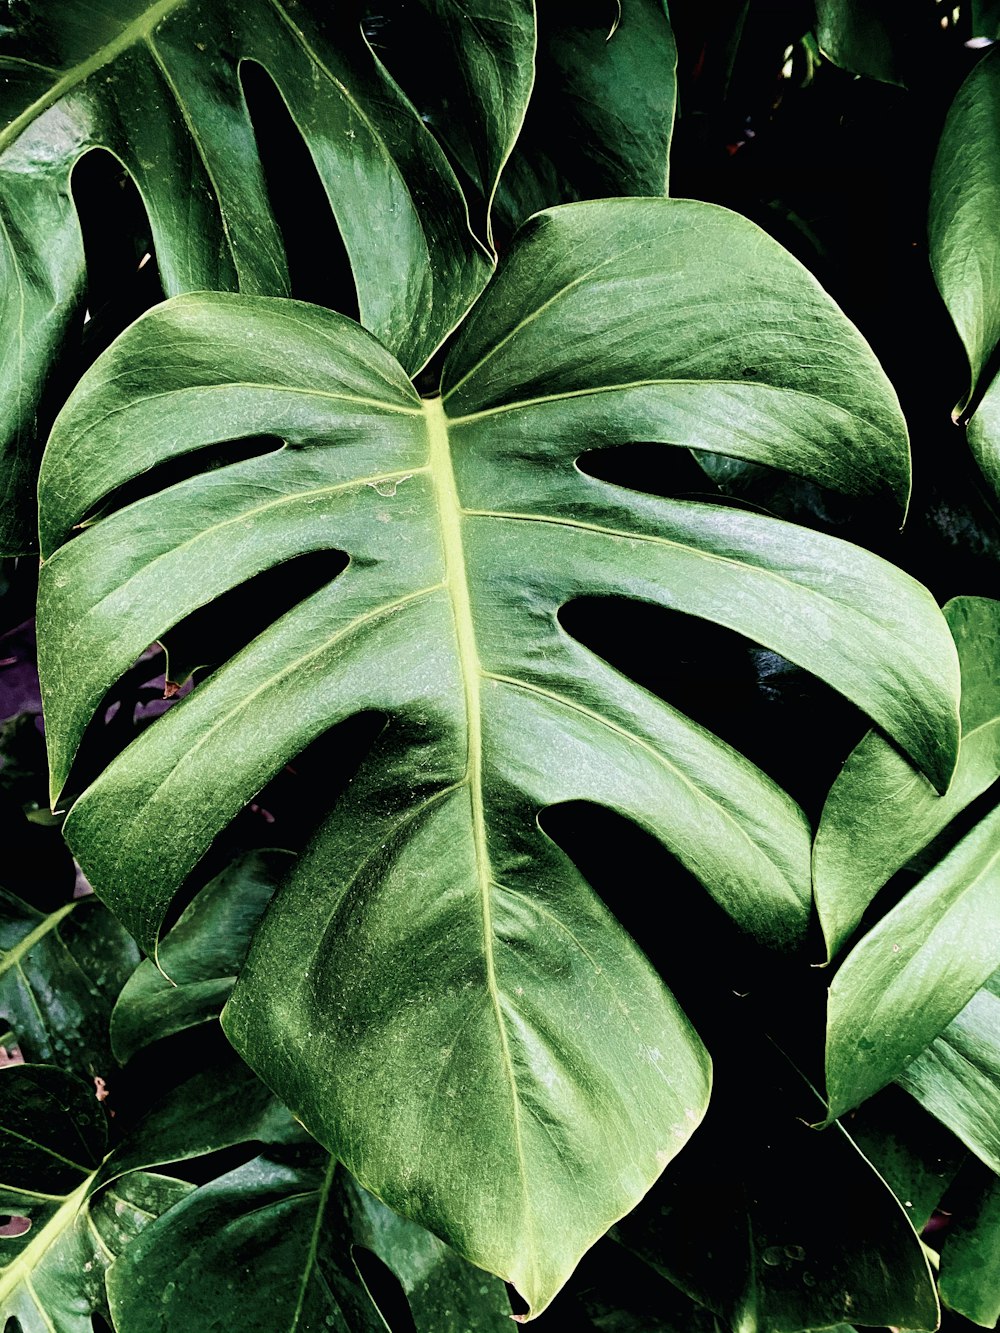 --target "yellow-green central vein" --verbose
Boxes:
[422,396,532,1211]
